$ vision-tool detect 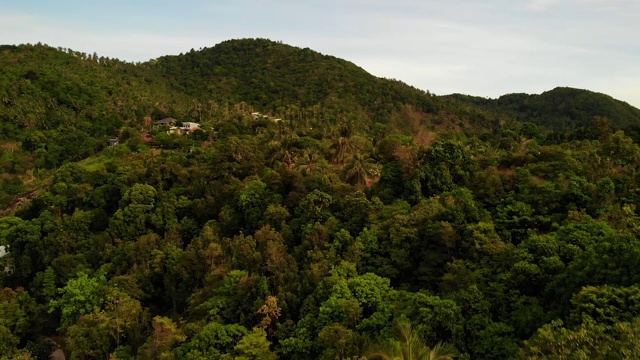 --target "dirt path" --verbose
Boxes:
[0,189,40,217]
